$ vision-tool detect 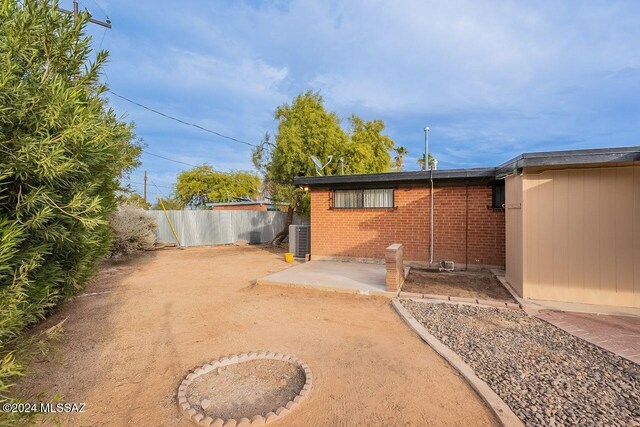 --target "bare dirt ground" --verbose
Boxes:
[14,245,497,426]
[187,359,305,420]
[402,268,515,301]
